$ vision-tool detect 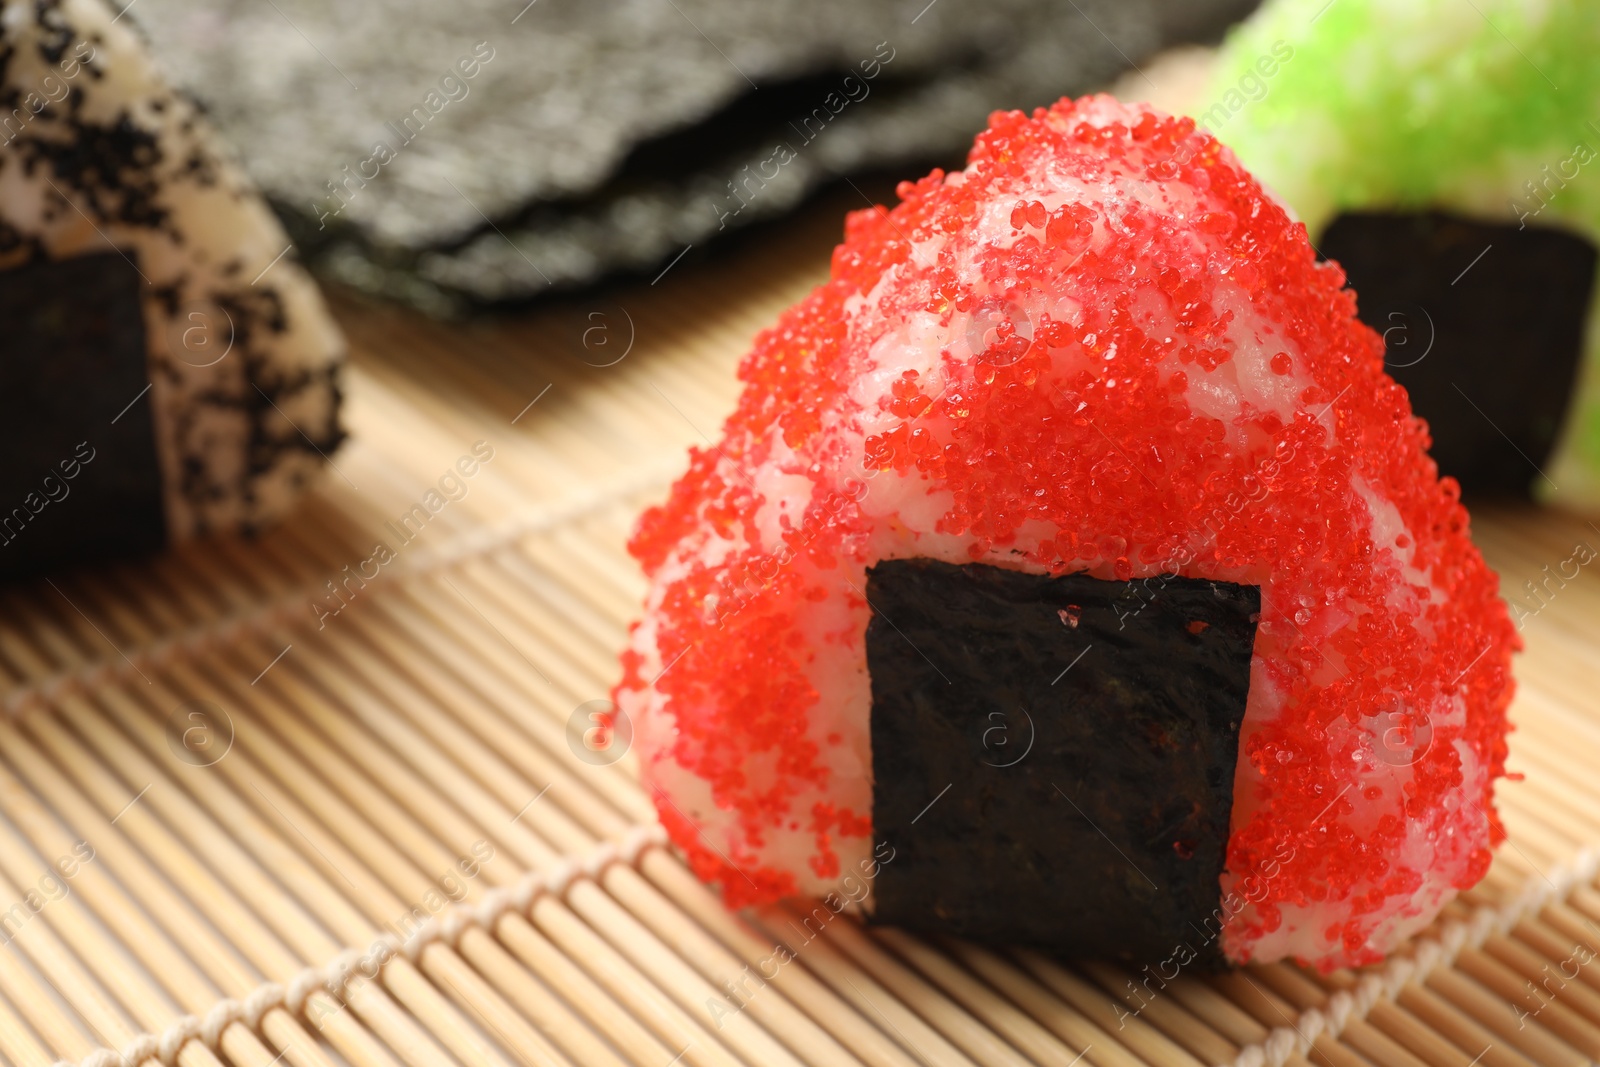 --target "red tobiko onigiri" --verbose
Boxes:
[614,95,1517,970]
